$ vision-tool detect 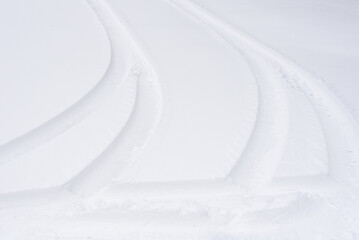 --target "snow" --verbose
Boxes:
[1,0,359,239]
